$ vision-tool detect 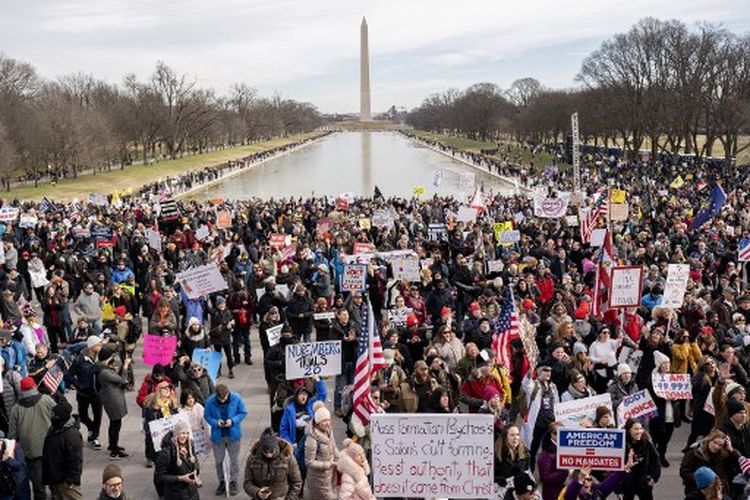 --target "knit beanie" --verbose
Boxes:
[19,377,36,391]
[693,466,716,489]
[739,456,750,476]
[573,342,587,356]
[313,401,330,424]
[98,346,115,363]
[653,350,670,368]
[342,438,365,461]
[173,419,191,435]
[102,464,122,483]
[259,427,277,454]
[616,363,632,378]
[727,399,746,419]
[483,385,501,402]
